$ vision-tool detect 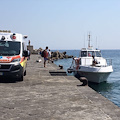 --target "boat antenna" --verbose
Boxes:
[96,36,97,49]
[84,34,85,47]
[88,34,91,48]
